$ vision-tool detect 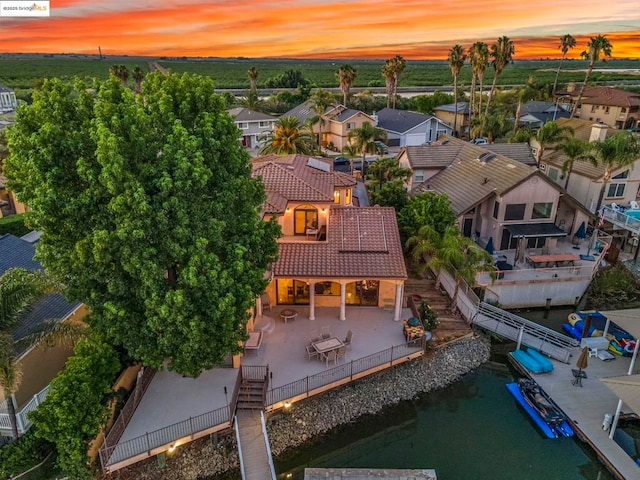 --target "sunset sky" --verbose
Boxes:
[0,0,639,59]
